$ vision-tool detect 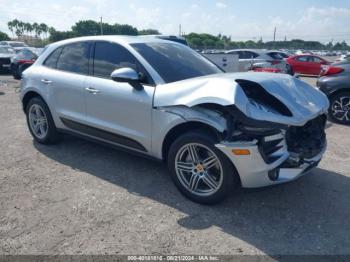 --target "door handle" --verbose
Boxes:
[85,87,100,94]
[41,79,52,84]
